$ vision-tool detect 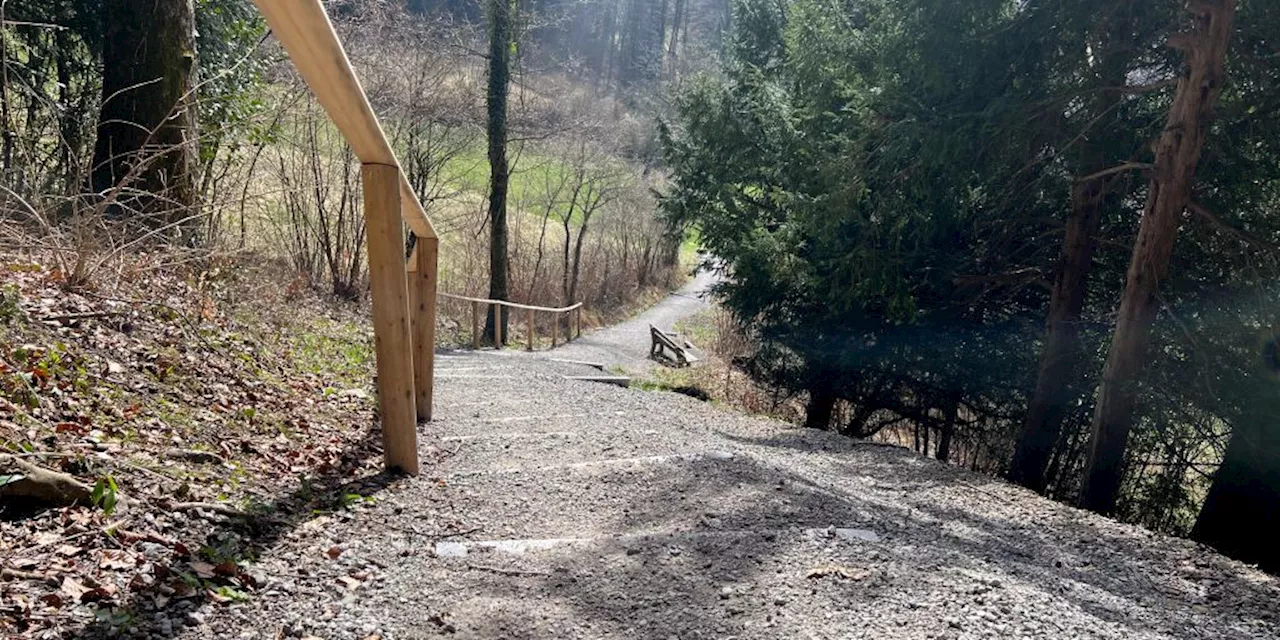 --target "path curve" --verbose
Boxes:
[547,268,719,372]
